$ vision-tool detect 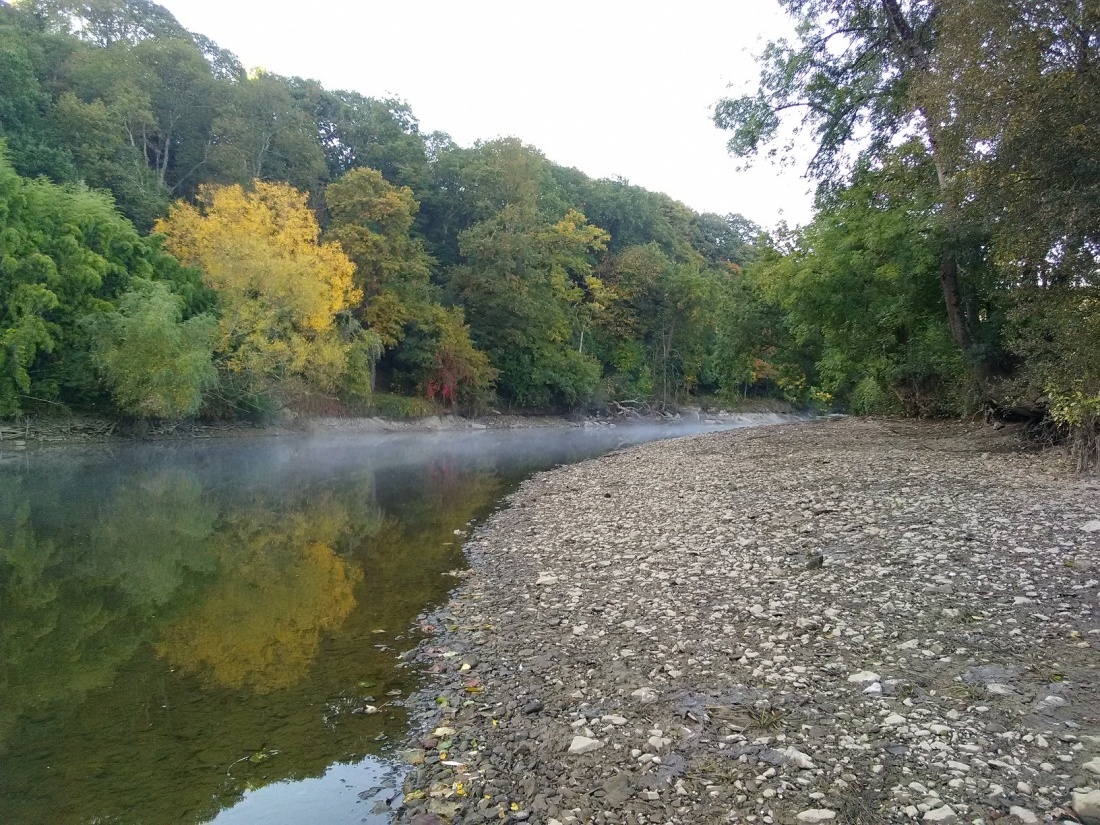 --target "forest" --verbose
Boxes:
[0,0,1098,466]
